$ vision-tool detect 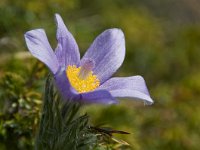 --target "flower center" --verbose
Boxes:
[66,59,100,93]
